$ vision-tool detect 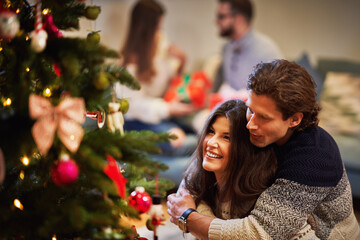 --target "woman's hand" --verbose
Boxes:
[168,127,186,148]
[168,99,195,117]
[167,187,196,225]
